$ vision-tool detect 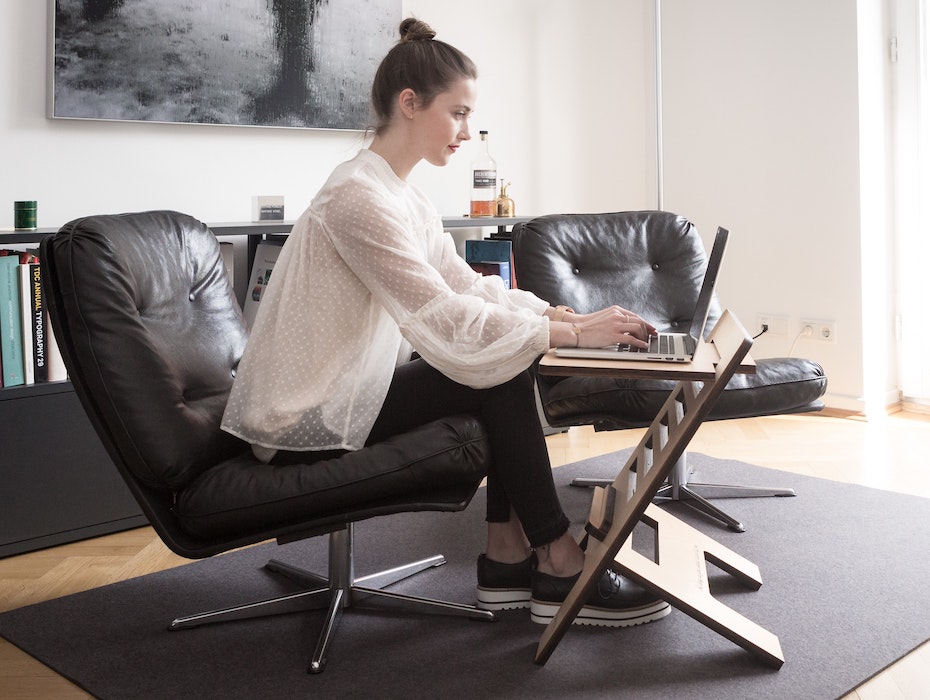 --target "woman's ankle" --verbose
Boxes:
[485,547,532,564]
[486,525,532,564]
[534,533,584,577]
